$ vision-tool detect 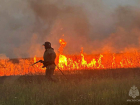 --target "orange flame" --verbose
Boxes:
[59,38,67,54]
[56,38,140,70]
[1,38,140,76]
